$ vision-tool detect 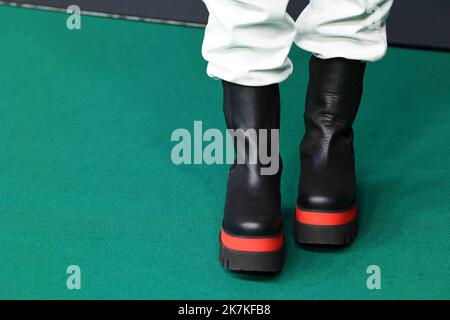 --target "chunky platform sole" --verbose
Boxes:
[219,229,283,273]
[295,205,358,245]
